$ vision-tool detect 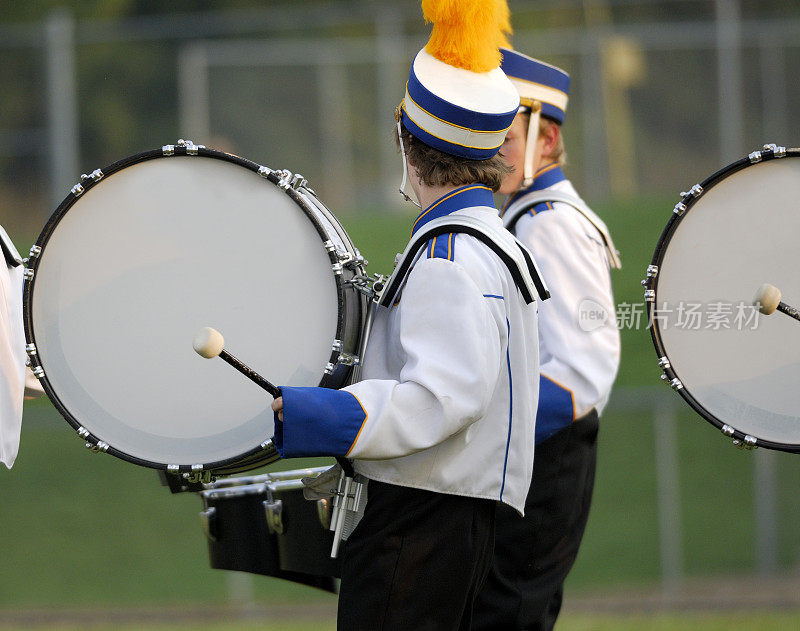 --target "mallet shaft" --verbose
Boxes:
[777,301,800,323]
[219,349,281,398]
